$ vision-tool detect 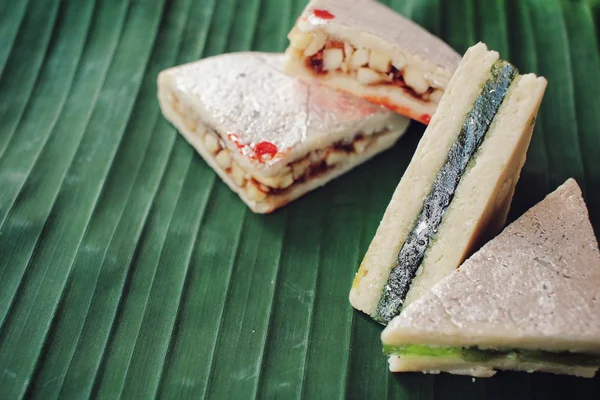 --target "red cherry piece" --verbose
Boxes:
[254,141,278,160]
[313,9,335,19]
[420,114,431,125]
